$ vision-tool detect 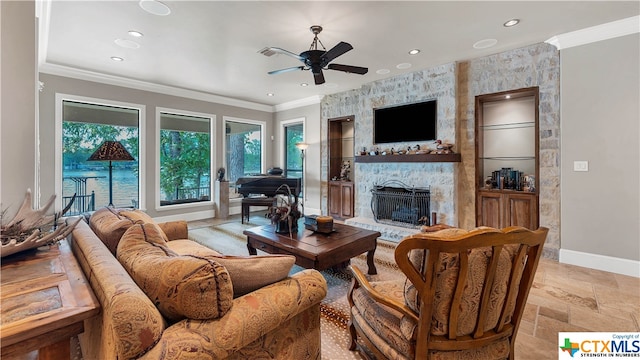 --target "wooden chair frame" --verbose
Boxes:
[348,226,549,360]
